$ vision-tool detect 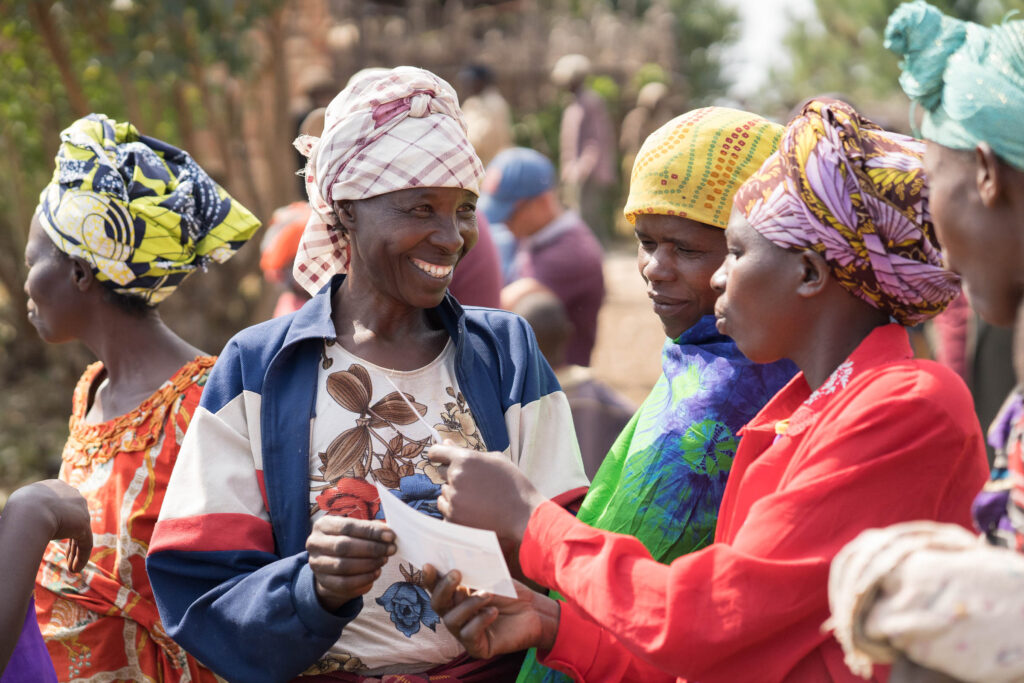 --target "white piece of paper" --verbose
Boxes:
[374,481,517,598]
